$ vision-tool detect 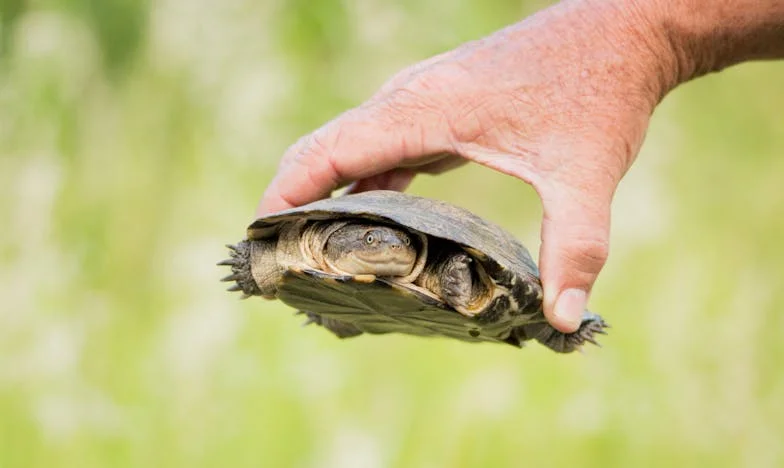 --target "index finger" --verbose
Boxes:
[256,102,451,216]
